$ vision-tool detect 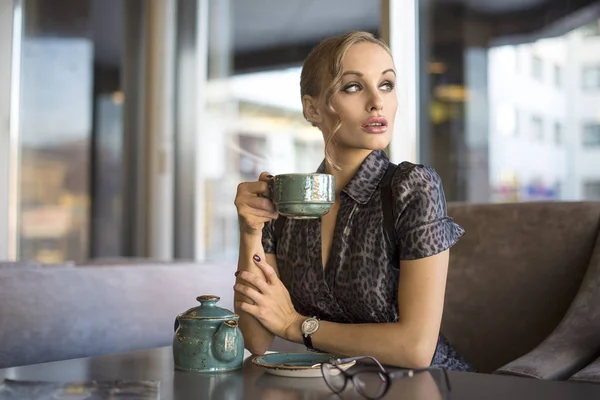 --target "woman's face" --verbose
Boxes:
[320,42,397,153]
